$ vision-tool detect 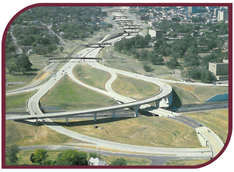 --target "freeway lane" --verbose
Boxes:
[196,127,224,158]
